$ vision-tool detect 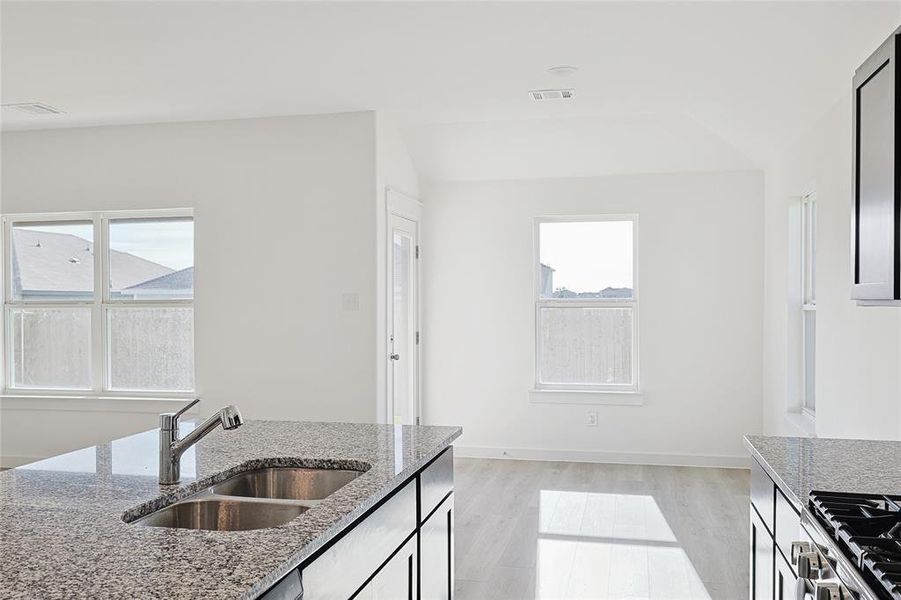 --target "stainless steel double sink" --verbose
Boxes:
[132,467,361,531]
